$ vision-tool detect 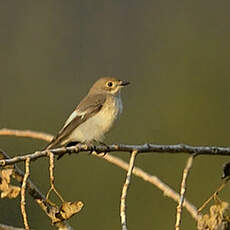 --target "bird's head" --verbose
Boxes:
[89,77,130,95]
